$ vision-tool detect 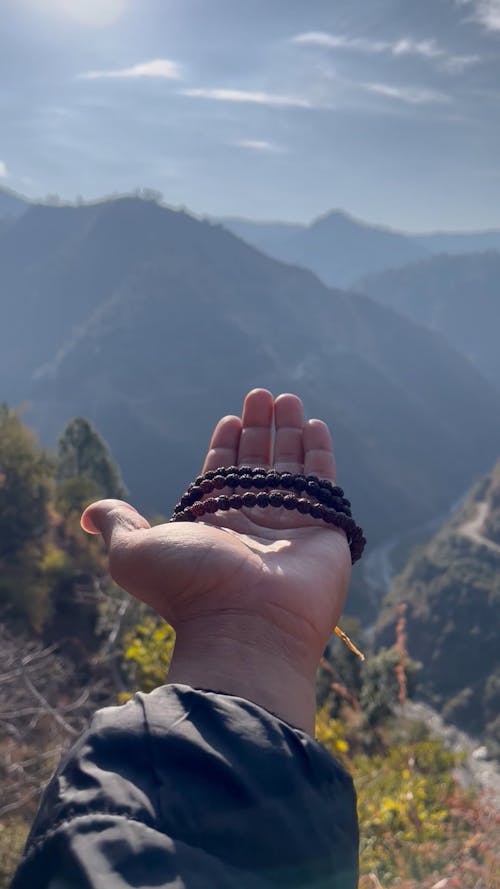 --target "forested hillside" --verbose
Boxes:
[377,460,500,755]
[358,251,500,388]
[2,197,500,596]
